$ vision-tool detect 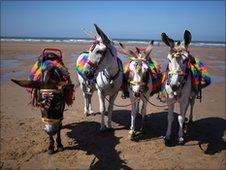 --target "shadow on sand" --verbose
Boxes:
[63,121,132,170]
[112,110,226,154]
